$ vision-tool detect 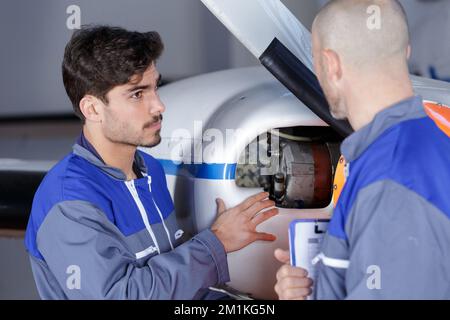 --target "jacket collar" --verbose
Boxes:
[72,133,148,180]
[341,95,426,162]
